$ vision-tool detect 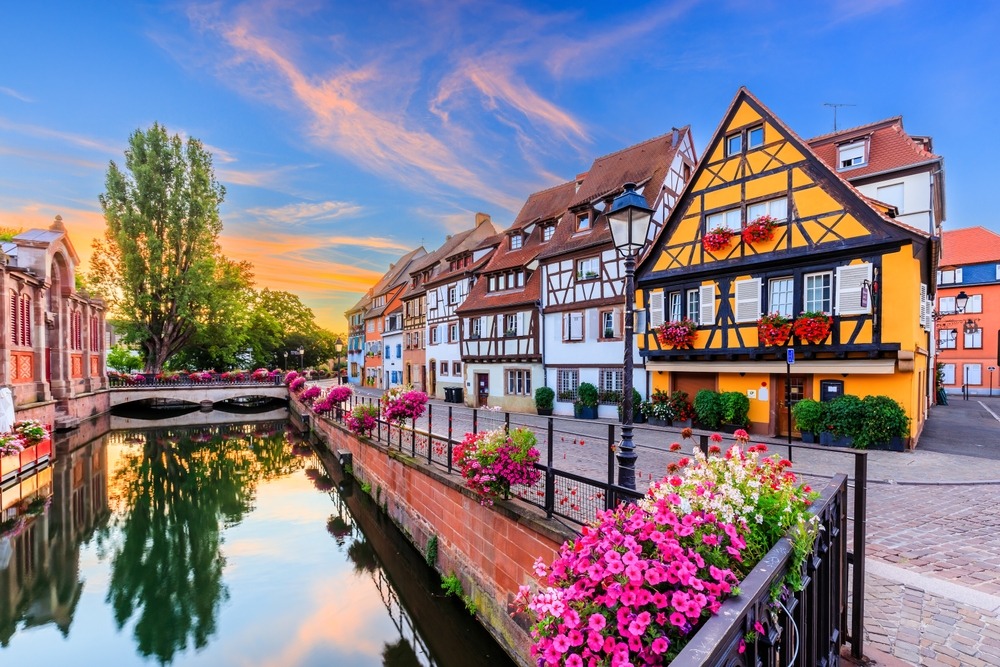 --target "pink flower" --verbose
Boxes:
[754,621,765,635]
[566,655,583,667]
[709,433,723,443]
[552,634,570,653]
[669,612,687,627]
[651,637,669,654]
